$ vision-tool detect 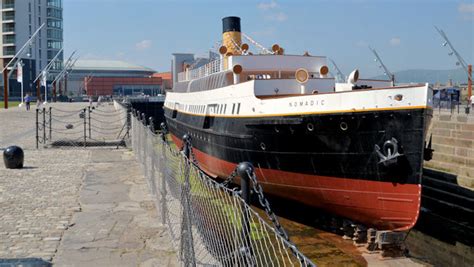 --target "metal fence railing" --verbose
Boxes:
[130,110,316,266]
[434,99,472,115]
[36,104,129,148]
